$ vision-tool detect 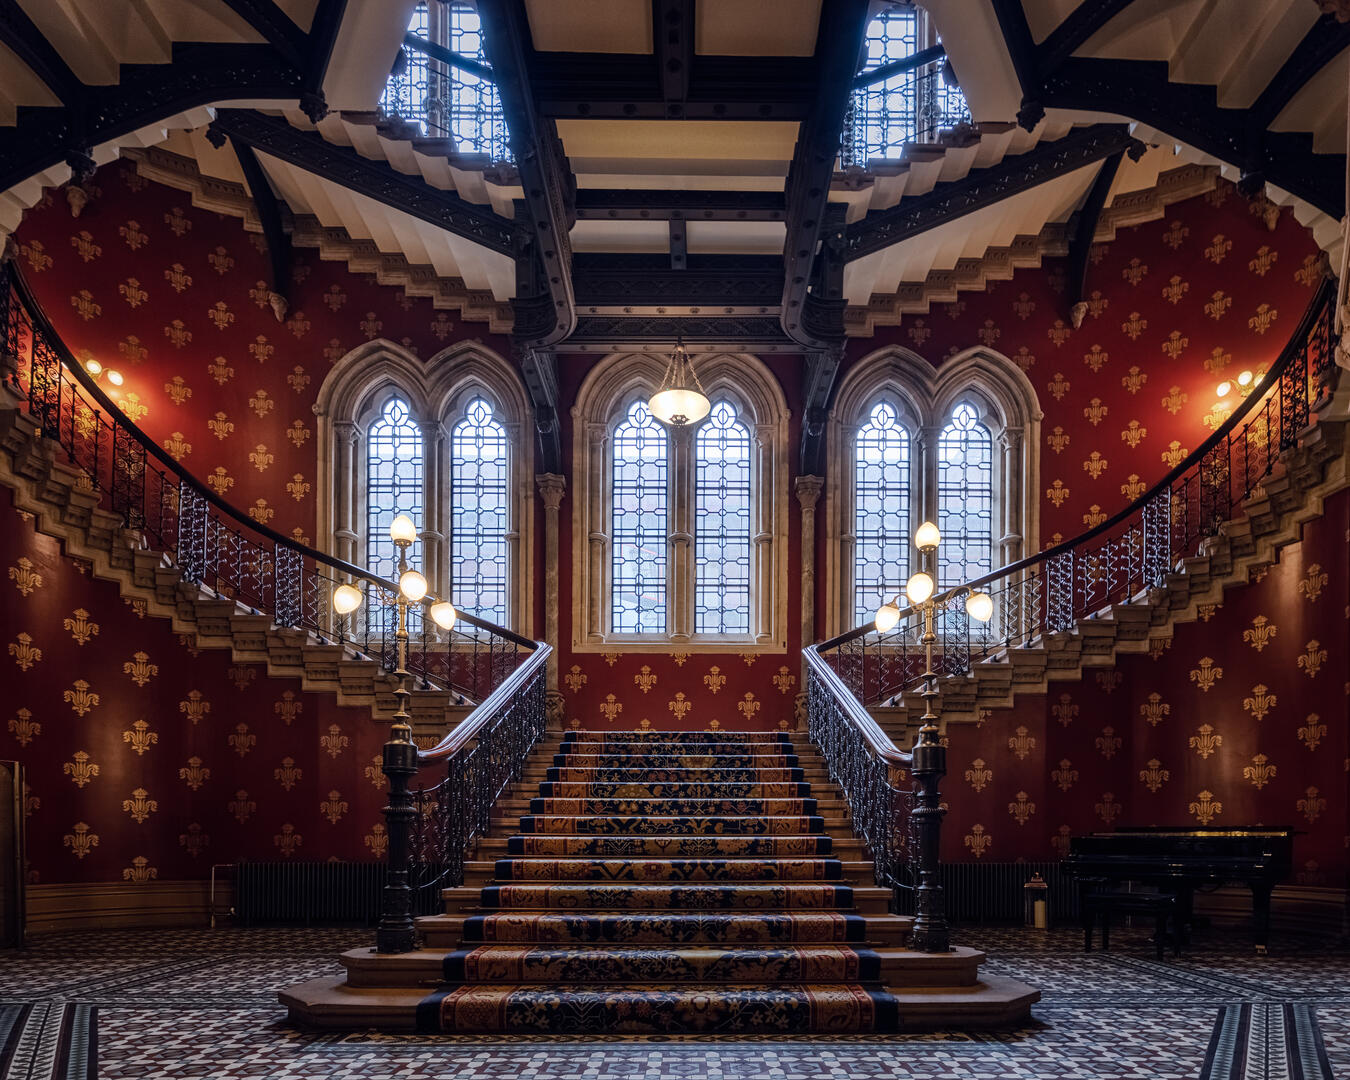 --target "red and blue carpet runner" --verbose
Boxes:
[418,729,901,1034]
